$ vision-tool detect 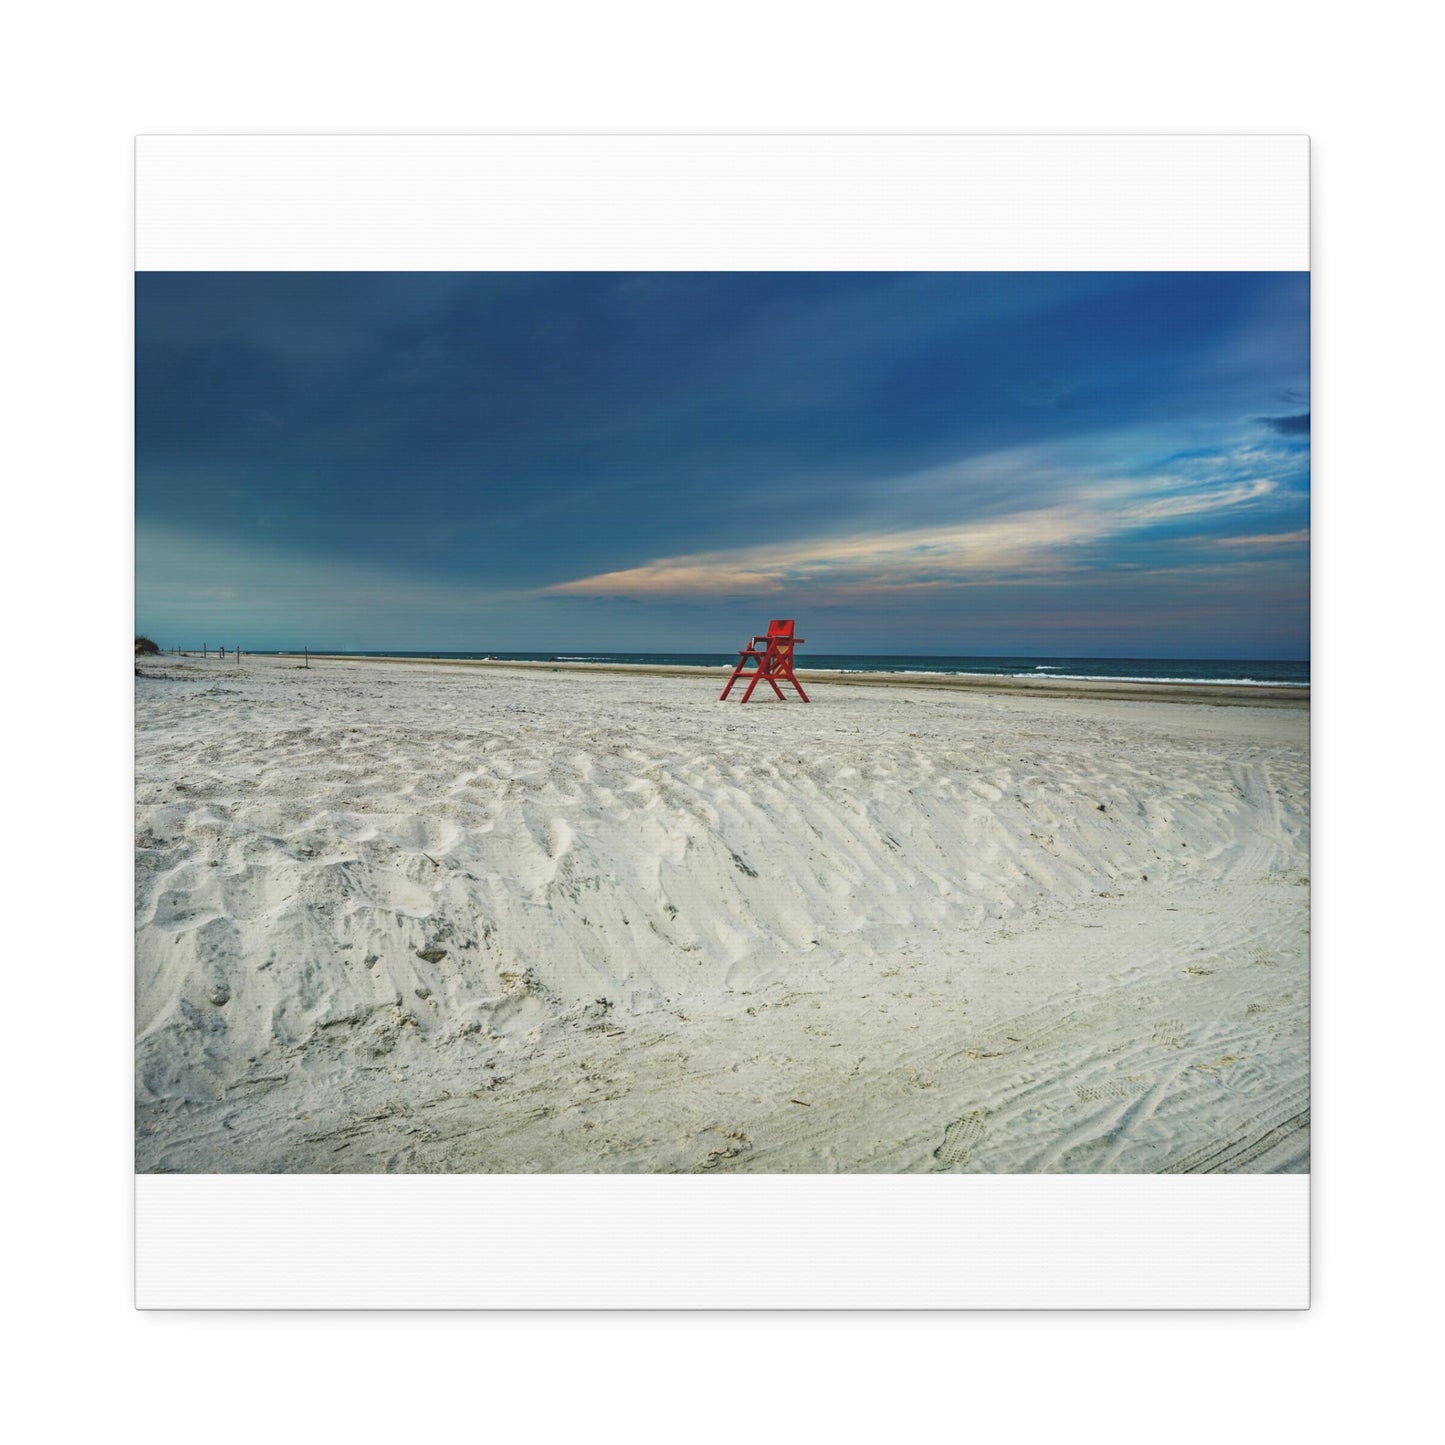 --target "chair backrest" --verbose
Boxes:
[766,620,795,661]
